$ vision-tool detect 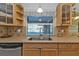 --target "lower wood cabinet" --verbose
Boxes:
[59,49,79,56]
[59,43,79,56]
[22,43,58,56]
[23,49,40,56]
[42,49,58,56]
[22,43,79,56]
